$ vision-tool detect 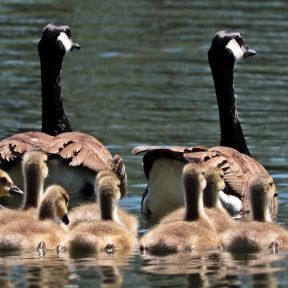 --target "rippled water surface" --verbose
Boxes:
[1,0,288,287]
